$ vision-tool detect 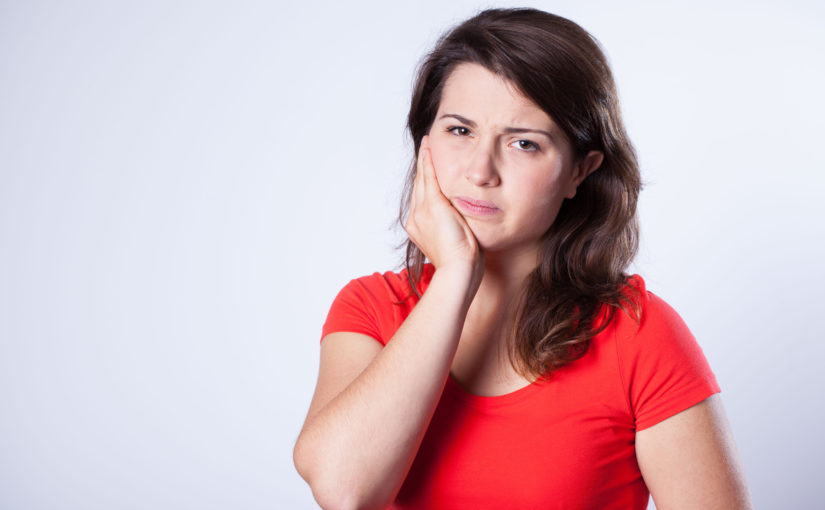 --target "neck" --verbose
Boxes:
[479,246,538,296]
[469,244,539,325]
[459,245,539,366]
